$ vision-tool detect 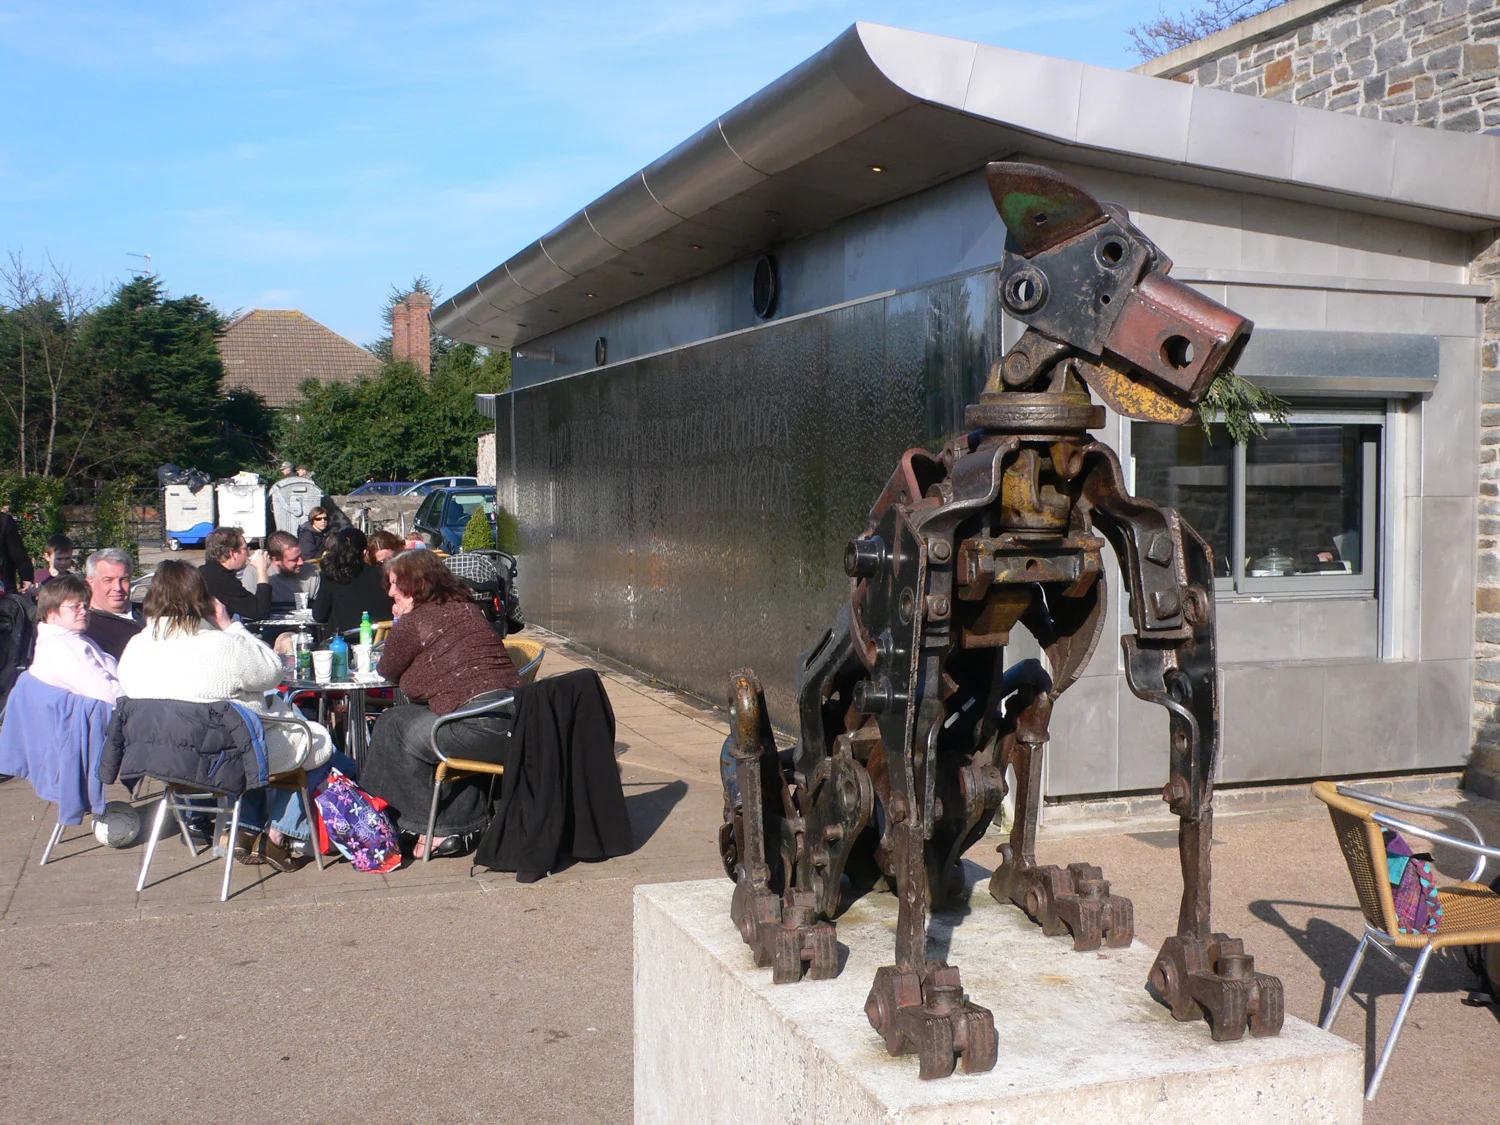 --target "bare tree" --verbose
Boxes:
[0,252,100,477]
[1128,1,1289,60]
